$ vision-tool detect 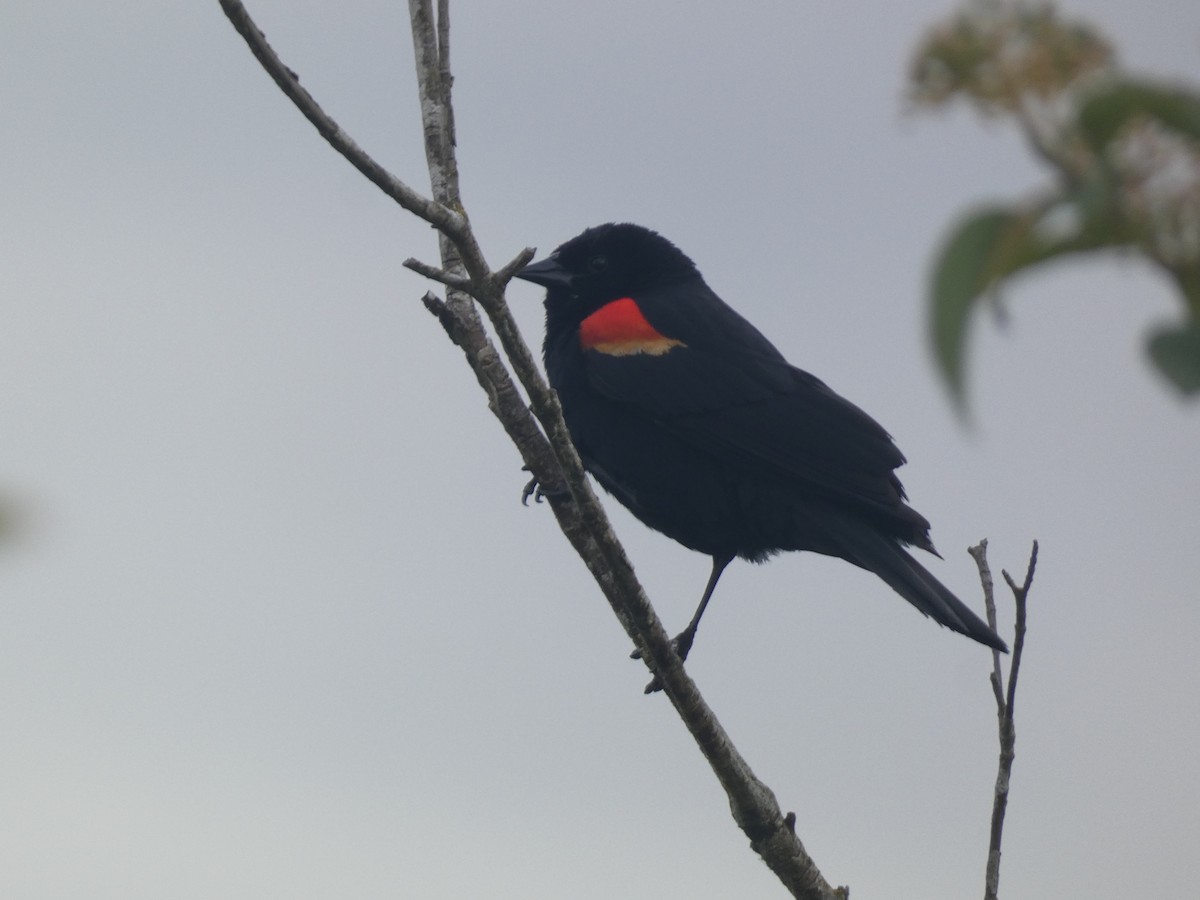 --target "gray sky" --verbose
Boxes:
[2,2,1197,897]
